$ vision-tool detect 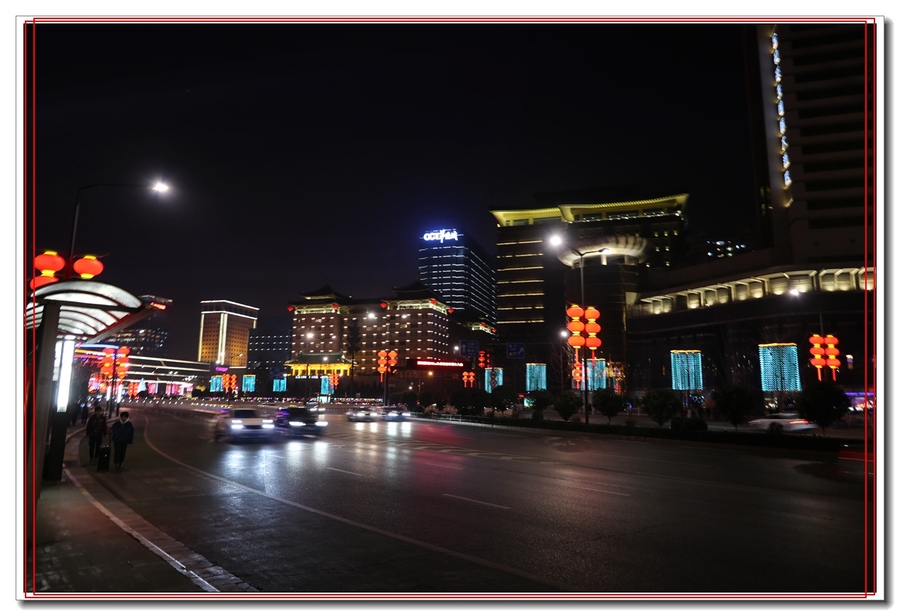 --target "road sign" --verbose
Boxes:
[459,339,479,358]
[506,343,525,360]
